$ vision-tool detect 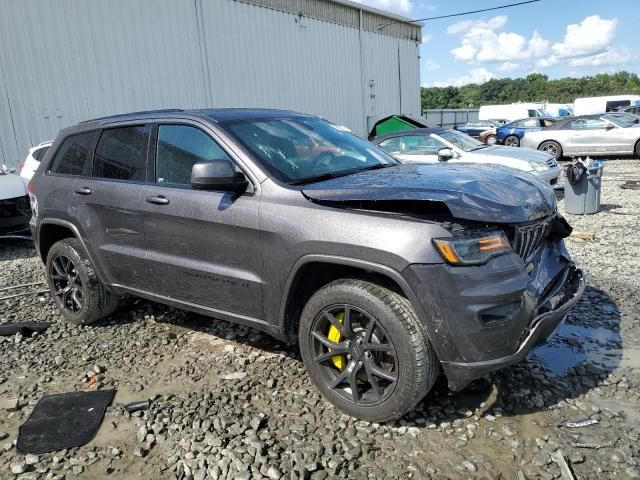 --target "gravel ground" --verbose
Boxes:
[1,159,639,480]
